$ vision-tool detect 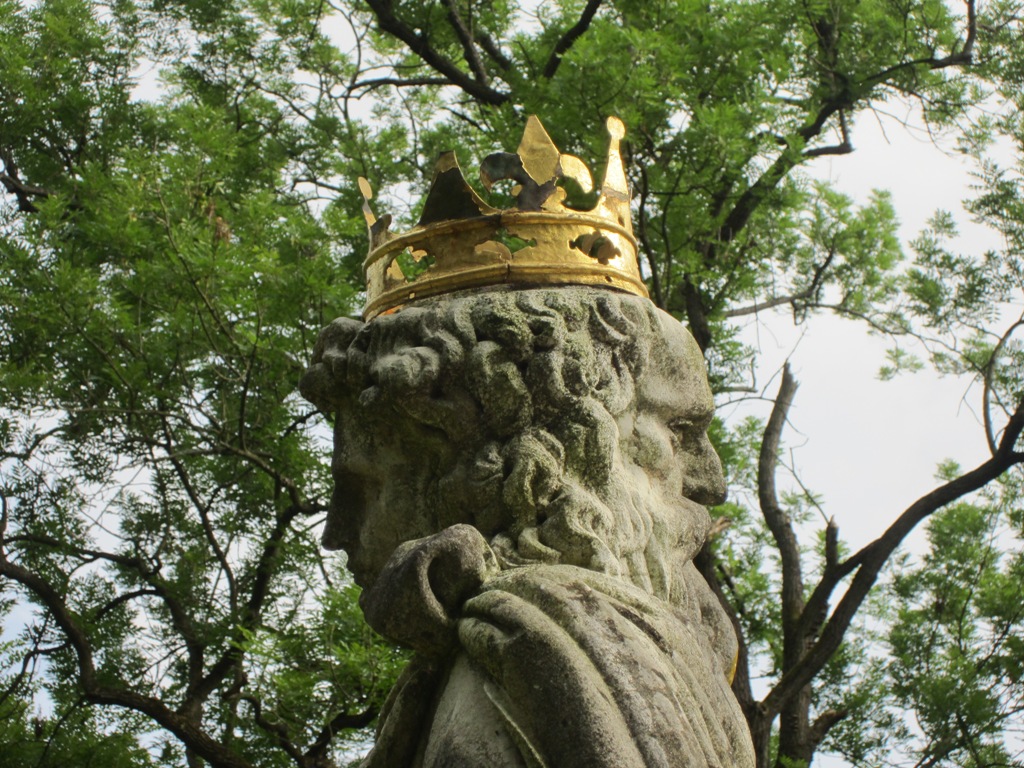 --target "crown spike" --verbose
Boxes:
[594,116,632,231]
[518,115,561,185]
[418,152,496,226]
[357,177,377,227]
[361,115,646,320]
[600,117,629,197]
[559,154,594,196]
